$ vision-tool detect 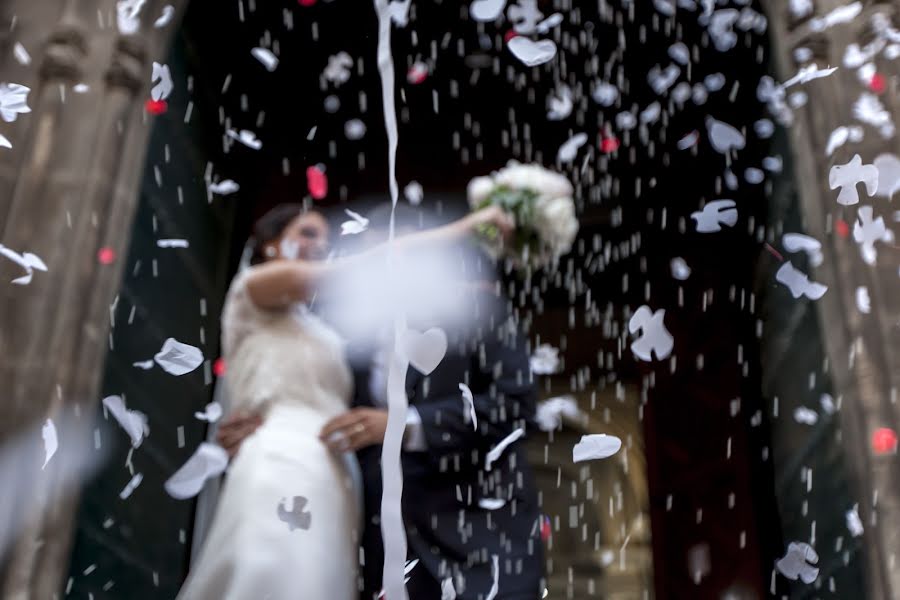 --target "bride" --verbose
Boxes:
[177,202,513,600]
